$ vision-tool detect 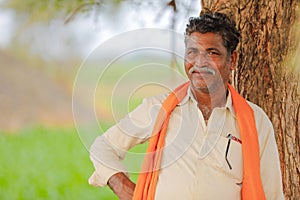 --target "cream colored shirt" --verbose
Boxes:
[89,88,284,200]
